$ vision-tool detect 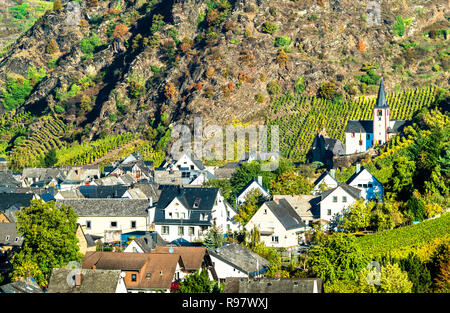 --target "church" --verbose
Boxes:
[344,78,408,155]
